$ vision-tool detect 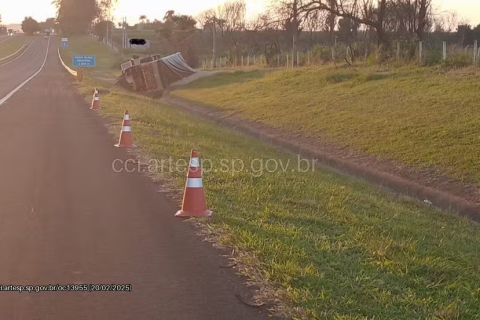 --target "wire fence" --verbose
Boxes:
[199,40,480,70]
